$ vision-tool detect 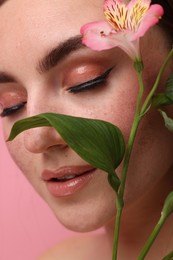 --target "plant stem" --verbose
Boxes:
[137,50,173,259]
[138,215,167,260]
[119,65,144,201]
[112,203,123,260]
[112,63,144,260]
[112,48,173,260]
[141,48,173,115]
